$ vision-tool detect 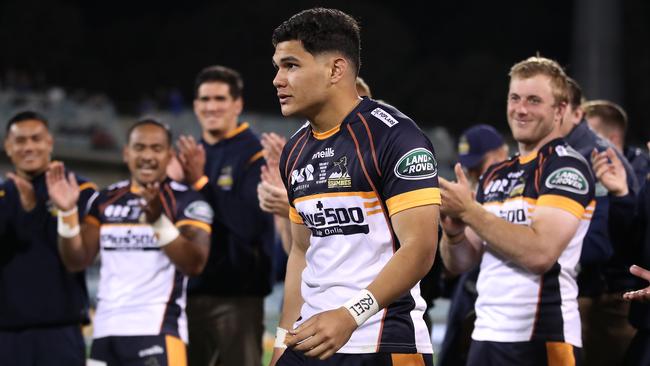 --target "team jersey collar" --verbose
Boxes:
[310,97,373,140]
[517,138,565,164]
[200,122,250,146]
[129,177,172,195]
